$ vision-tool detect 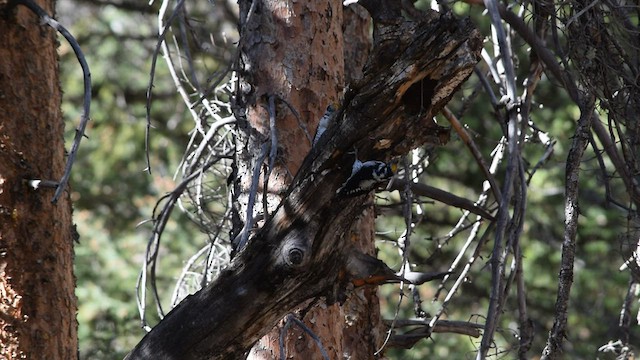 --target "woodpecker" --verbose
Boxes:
[337,158,396,197]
